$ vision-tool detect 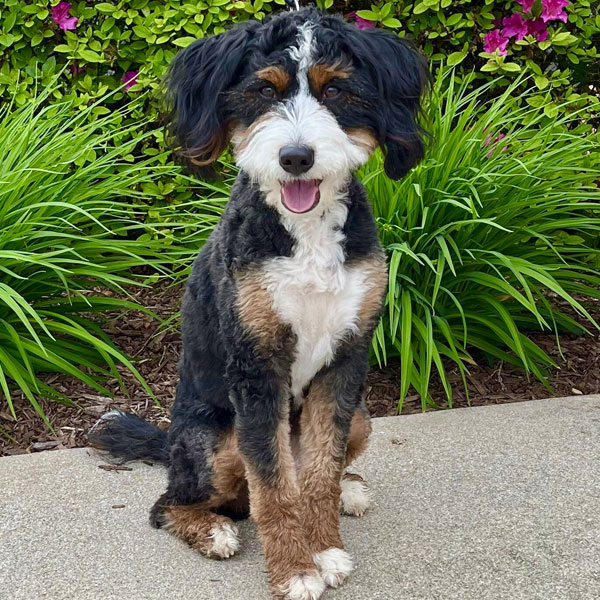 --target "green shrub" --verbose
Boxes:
[352,0,599,121]
[364,69,600,411]
[0,80,189,425]
[0,1,596,177]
